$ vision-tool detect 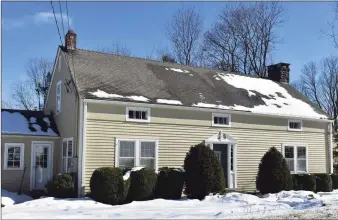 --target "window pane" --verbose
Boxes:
[13,161,20,168]
[214,117,218,124]
[141,142,155,157]
[8,147,14,154]
[14,153,20,160]
[129,110,134,119]
[214,116,228,125]
[119,141,135,157]
[219,117,224,124]
[289,122,301,129]
[8,153,13,161]
[286,159,294,171]
[119,158,135,168]
[68,141,73,157]
[141,111,147,120]
[136,111,141,119]
[140,158,154,168]
[285,146,294,158]
[63,141,67,157]
[230,146,234,171]
[297,147,306,159]
[297,160,306,172]
[14,147,21,154]
[7,161,14,167]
